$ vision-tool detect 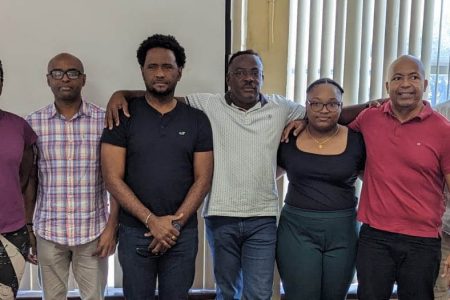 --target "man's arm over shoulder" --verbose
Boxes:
[346,104,375,132]
[186,93,220,112]
[339,99,386,125]
[273,95,306,123]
